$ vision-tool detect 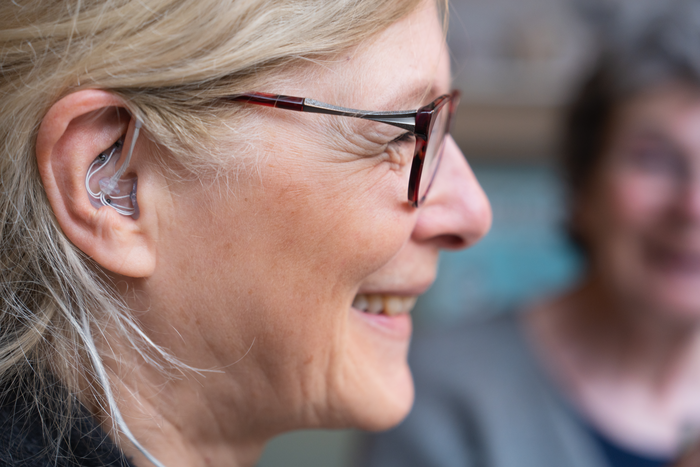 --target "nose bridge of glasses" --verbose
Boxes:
[302,98,417,133]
